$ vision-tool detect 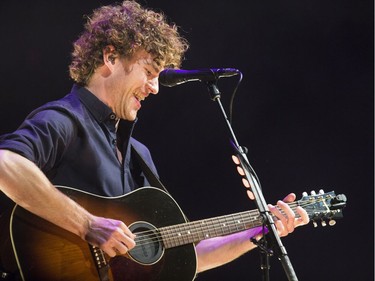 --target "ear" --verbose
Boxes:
[103,45,117,69]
